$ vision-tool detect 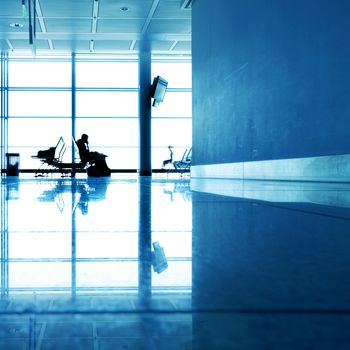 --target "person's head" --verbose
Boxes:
[81,134,88,142]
